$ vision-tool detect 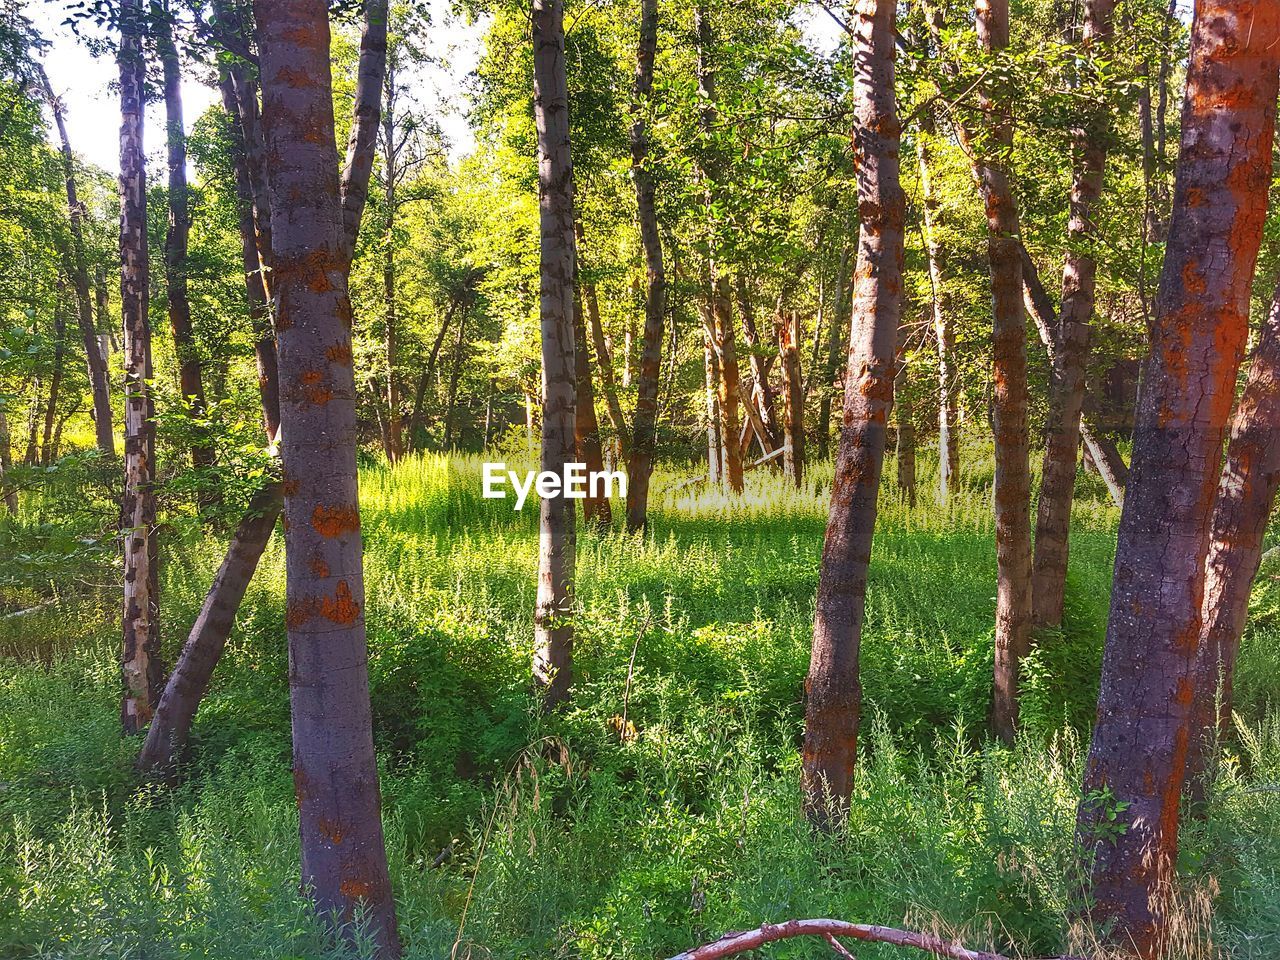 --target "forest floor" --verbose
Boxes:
[0,451,1278,959]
